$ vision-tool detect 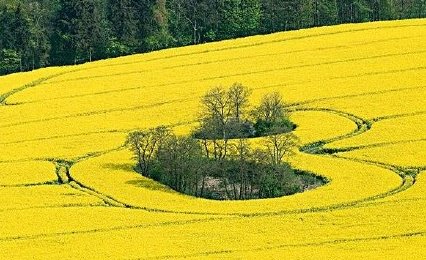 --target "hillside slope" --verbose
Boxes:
[1,19,426,259]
